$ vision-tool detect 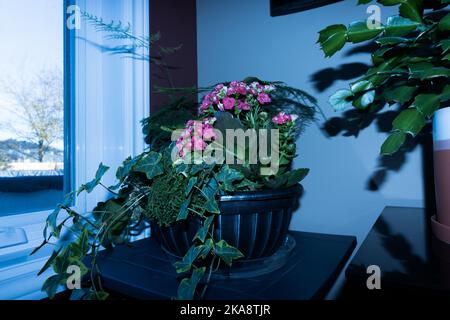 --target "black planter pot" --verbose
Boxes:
[152,184,302,260]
